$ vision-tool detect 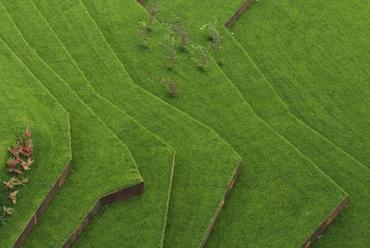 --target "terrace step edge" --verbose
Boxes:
[200,161,242,247]
[14,160,73,248]
[63,181,145,247]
